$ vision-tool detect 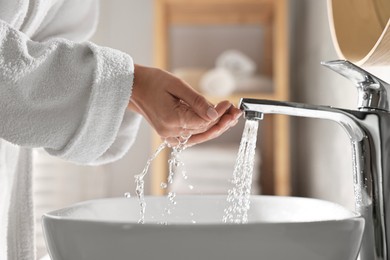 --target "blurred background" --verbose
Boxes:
[33,0,387,257]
